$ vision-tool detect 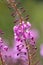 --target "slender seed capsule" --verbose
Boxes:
[25,17,29,21]
[22,9,26,13]
[26,15,29,17]
[11,12,16,17]
[14,19,19,23]
[17,2,21,5]
[20,7,24,10]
